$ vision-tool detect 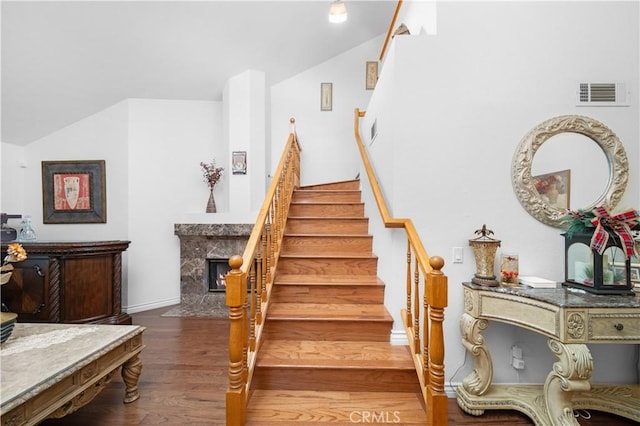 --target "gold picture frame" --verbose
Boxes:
[366,61,378,90]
